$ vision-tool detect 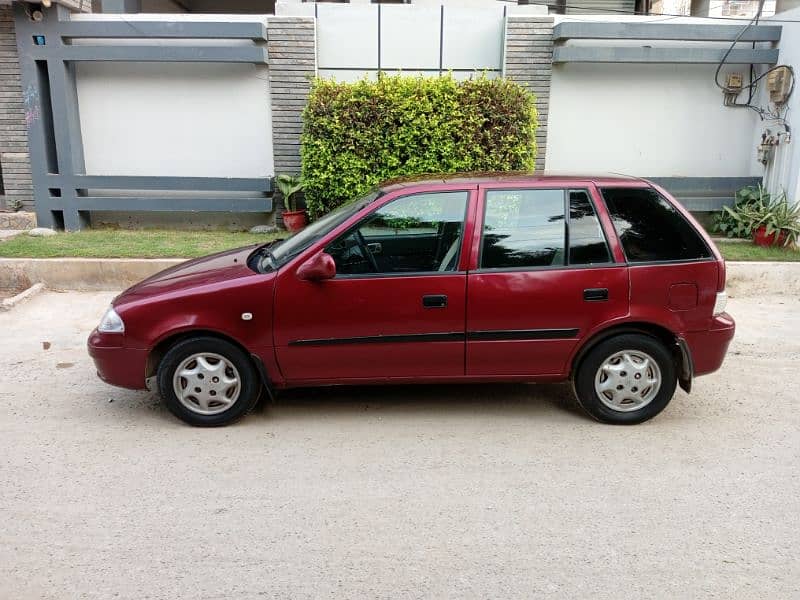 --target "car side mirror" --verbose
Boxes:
[297,252,336,281]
